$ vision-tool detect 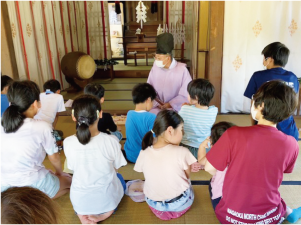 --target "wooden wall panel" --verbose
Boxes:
[1,1,18,79]
[197,52,206,79]
[204,1,224,112]
[198,1,209,51]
